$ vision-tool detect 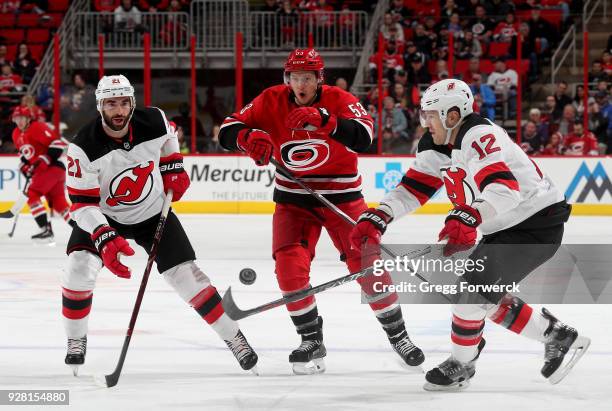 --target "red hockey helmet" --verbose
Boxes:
[284,48,325,85]
[11,105,32,121]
